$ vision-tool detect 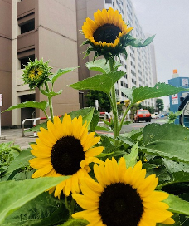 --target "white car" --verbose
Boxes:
[151,114,159,119]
